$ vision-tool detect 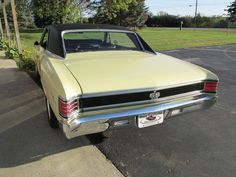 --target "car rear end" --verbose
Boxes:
[55,28,219,139]
[60,80,218,139]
